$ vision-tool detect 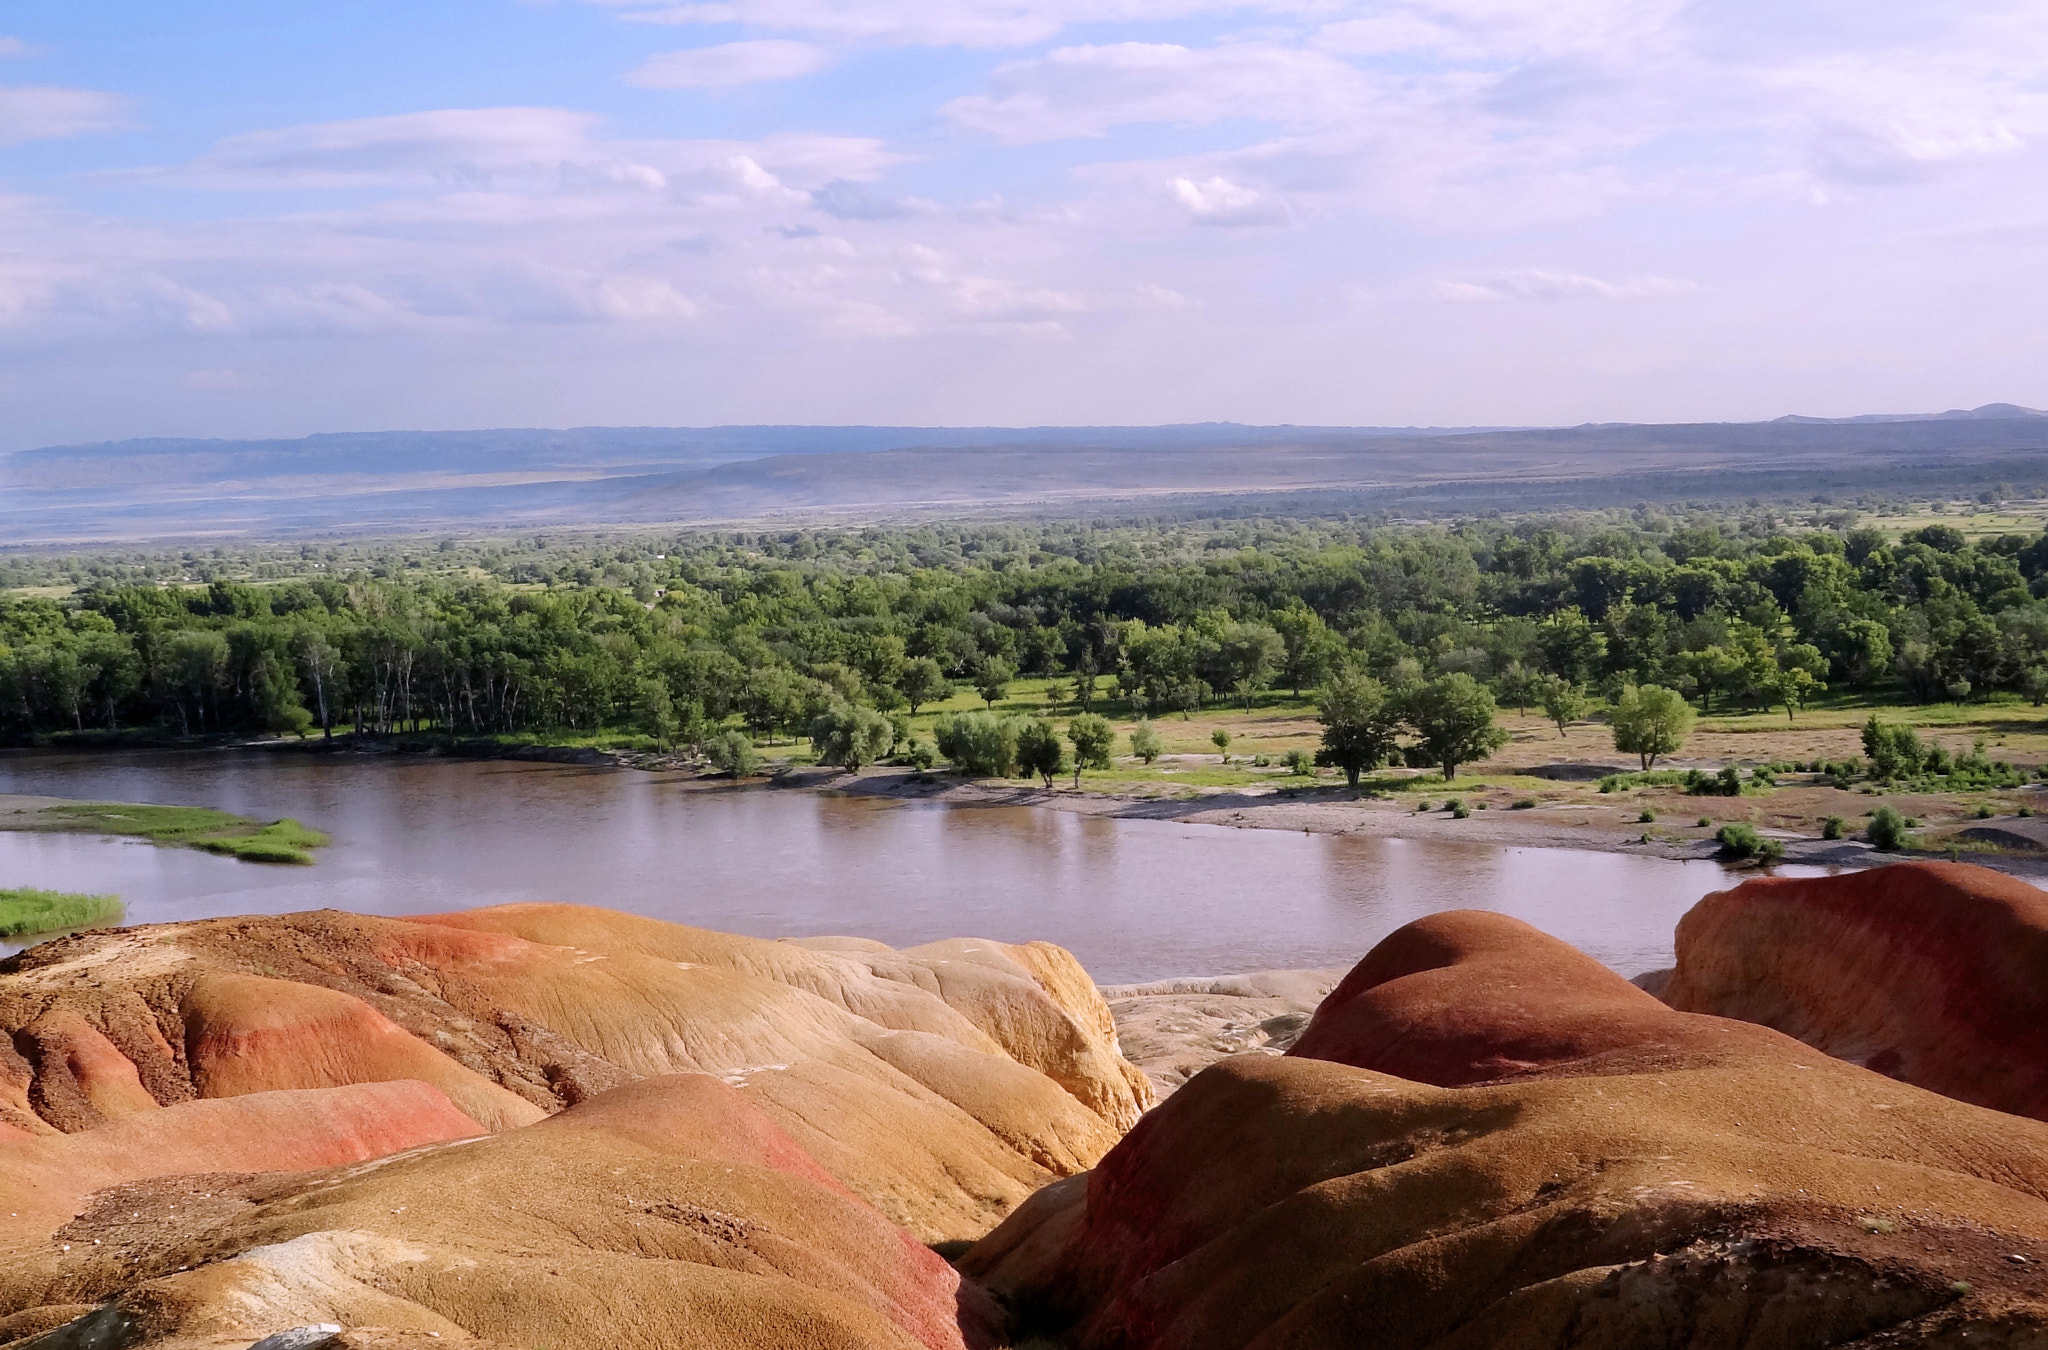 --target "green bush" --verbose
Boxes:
[1447,798,1470,818]
[935,711,1021,777]
[1696,816,1712,828]
[1510,798,1536,810]
[1975,803,1996,819]
[1638,808,1657,823]
[705,730,762,778]
[1282,749,1315,776]
[0,888,123,939]
[1822,815,1845,840]
[1129,721,1163,764]
[1867,805,1908,851]
[1715,823,1783,861]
